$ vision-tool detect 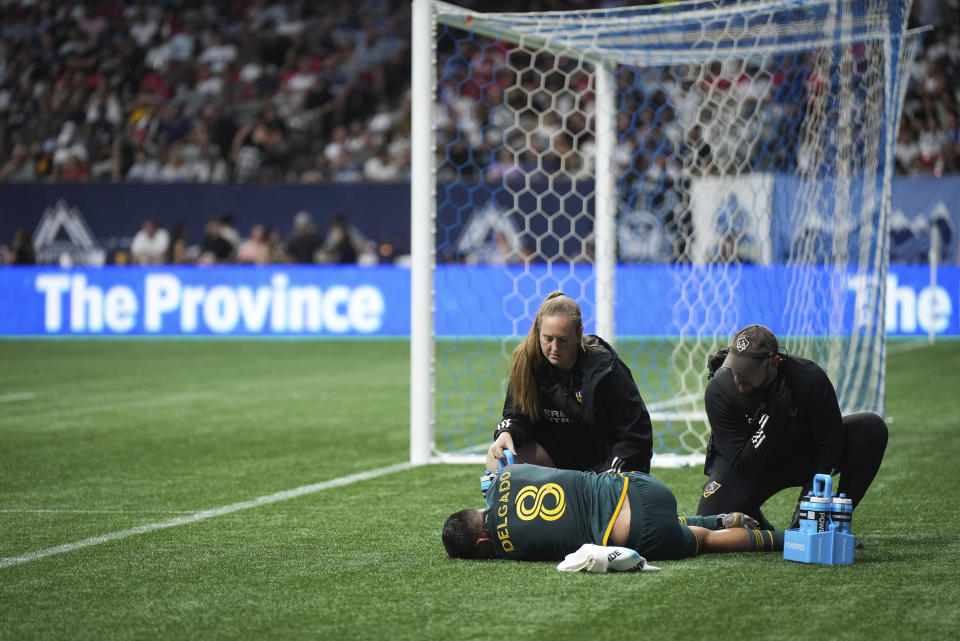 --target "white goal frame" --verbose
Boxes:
[410,0,917,466]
